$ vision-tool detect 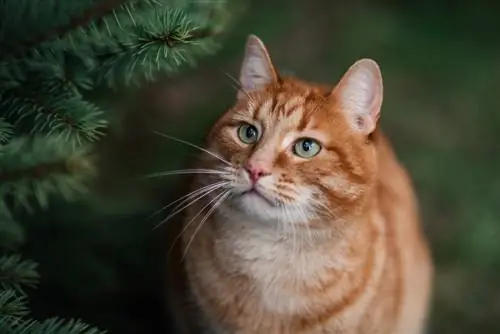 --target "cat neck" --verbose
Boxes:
[204,205,379,277]
[182,197,384,316]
